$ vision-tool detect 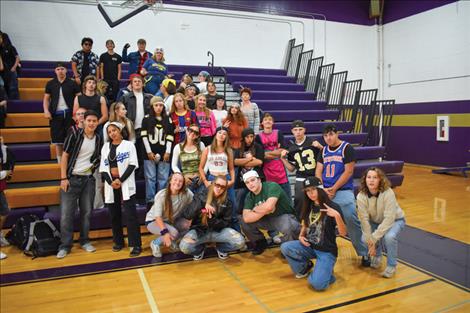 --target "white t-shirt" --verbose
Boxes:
[145,188,194,222]
[56,87,68,111]
[134,91,144,129]
[72,136,96,175]
[212,110,228,128]
[164,94,174,114]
